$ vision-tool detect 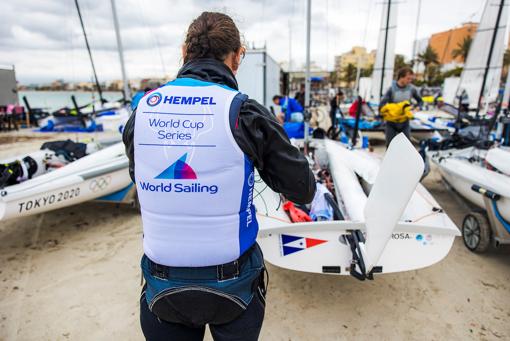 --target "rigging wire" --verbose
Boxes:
[136,0,167,76]
[74,0,105,103]
[355,0,374,94]
[326,0,330,70]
